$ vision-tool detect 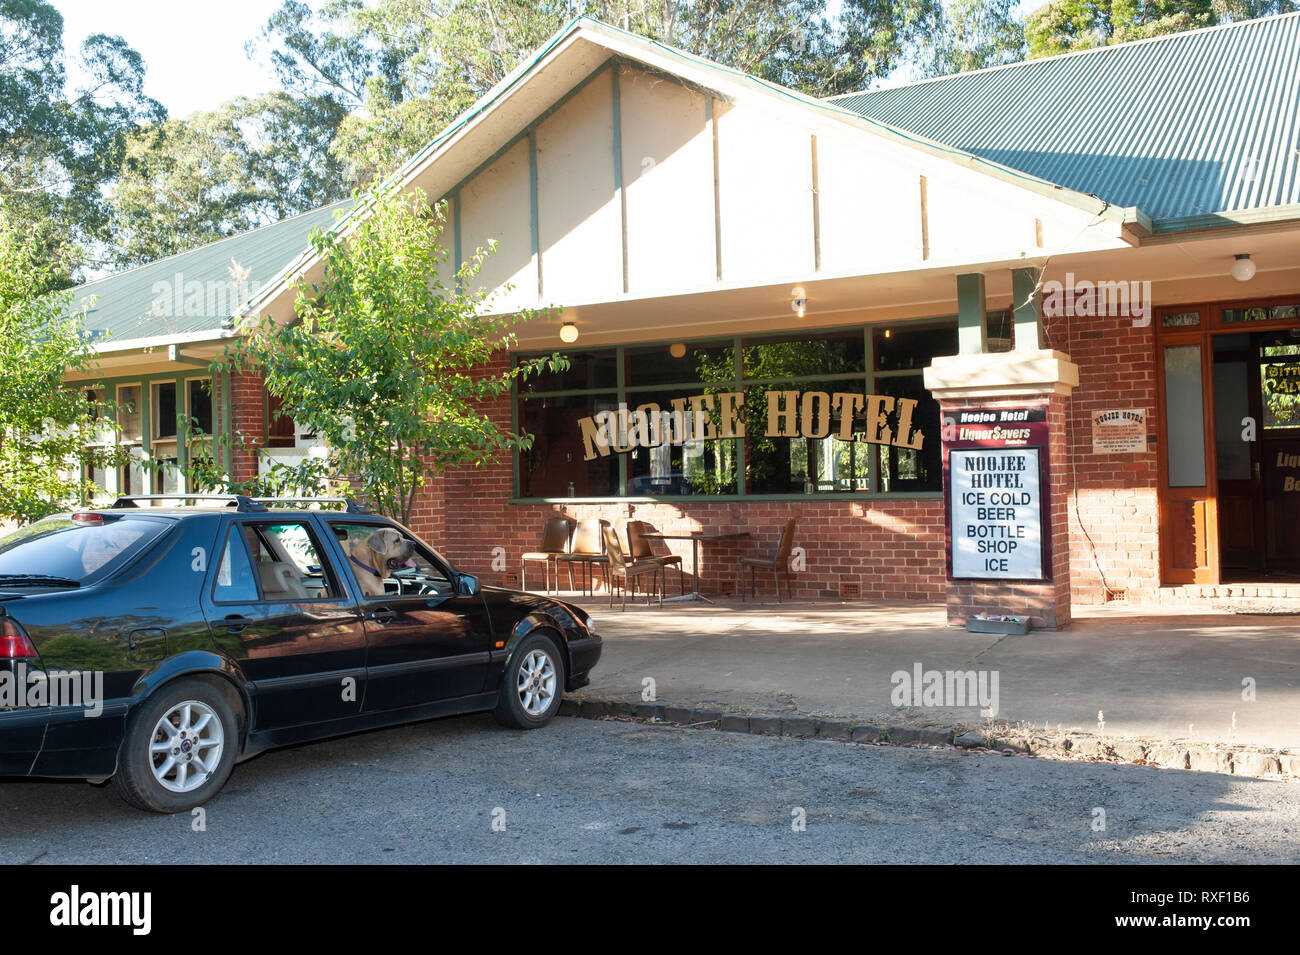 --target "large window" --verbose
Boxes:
[515,322,955,499]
